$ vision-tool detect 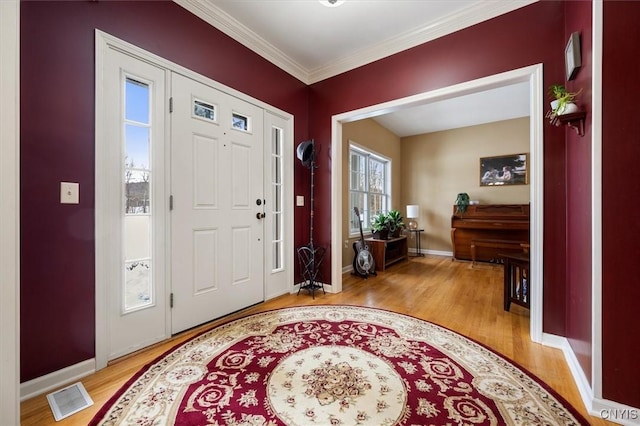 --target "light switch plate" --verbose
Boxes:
[296,195,304,207]
[60,182,79,204]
